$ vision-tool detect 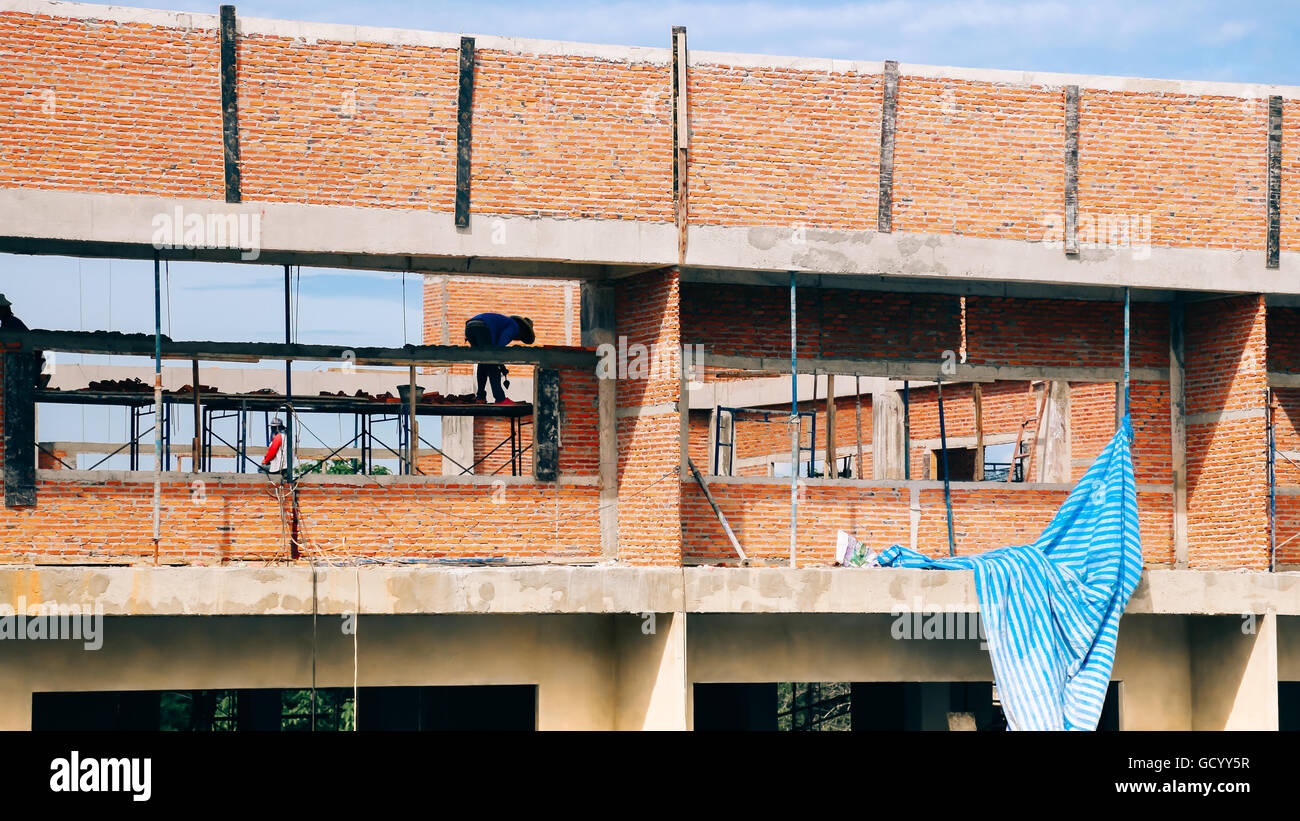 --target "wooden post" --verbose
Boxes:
[218,5,241,203]
[672,26,690,264]
[824,374,837,477]
[854,375,864,479]
[455,36,476,229]
[1064,85,1080,255]
[973,382,984,482]
[407,364,418,474]
[192,359,202,471]
[877,60,899,232]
